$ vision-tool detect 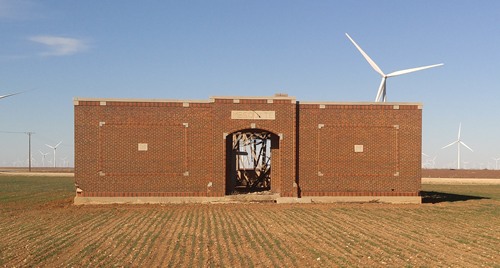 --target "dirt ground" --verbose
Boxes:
[422,168,500,179]
[422,169,500,185]
[422,177,500,185]
[1,198,499,267]
[0,175,499,267]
